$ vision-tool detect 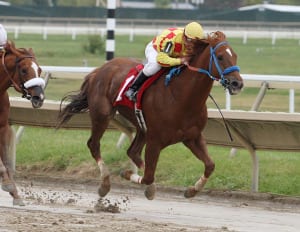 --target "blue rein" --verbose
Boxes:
[196,41,240,87]
[165,41,240,86]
